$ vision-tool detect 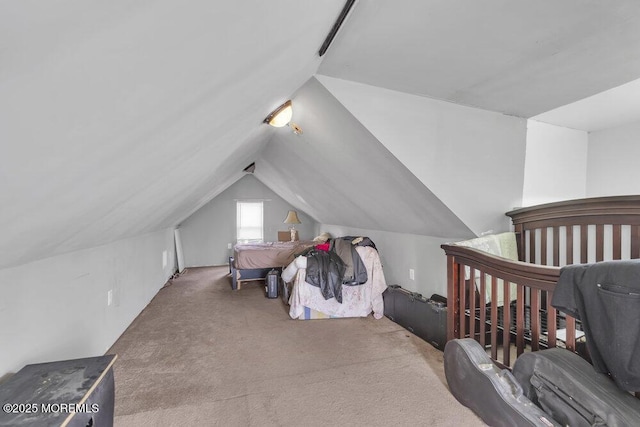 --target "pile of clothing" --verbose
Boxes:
[302,236,377,303]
